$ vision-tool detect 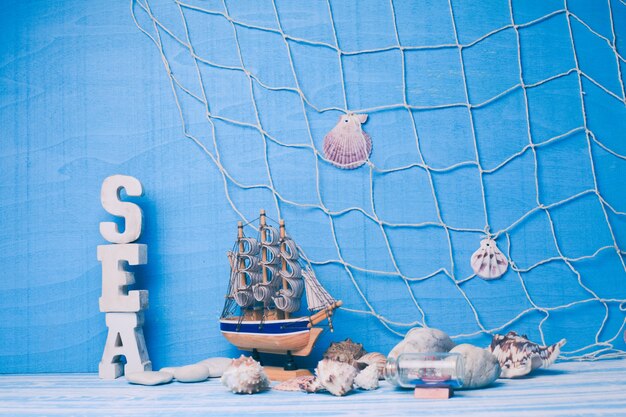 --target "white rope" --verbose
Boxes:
[131,0,626,356]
